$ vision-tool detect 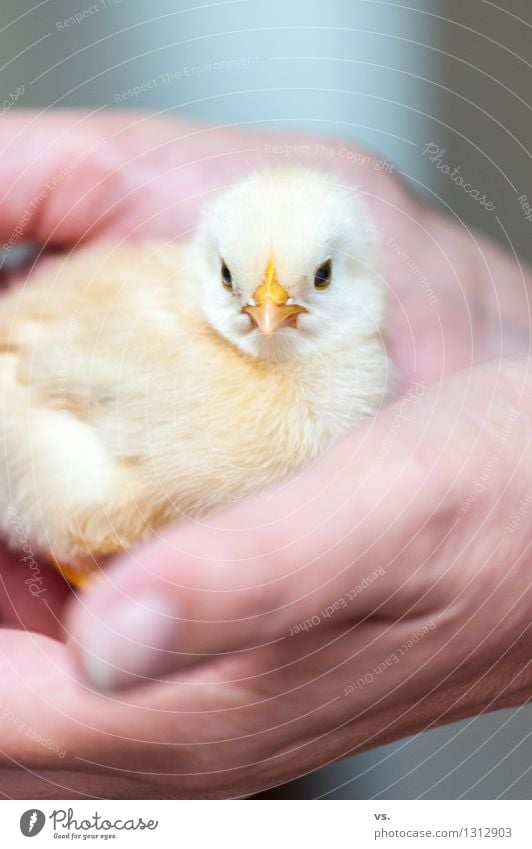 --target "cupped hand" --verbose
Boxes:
[1,362,532,798]
[0,111,531,798]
